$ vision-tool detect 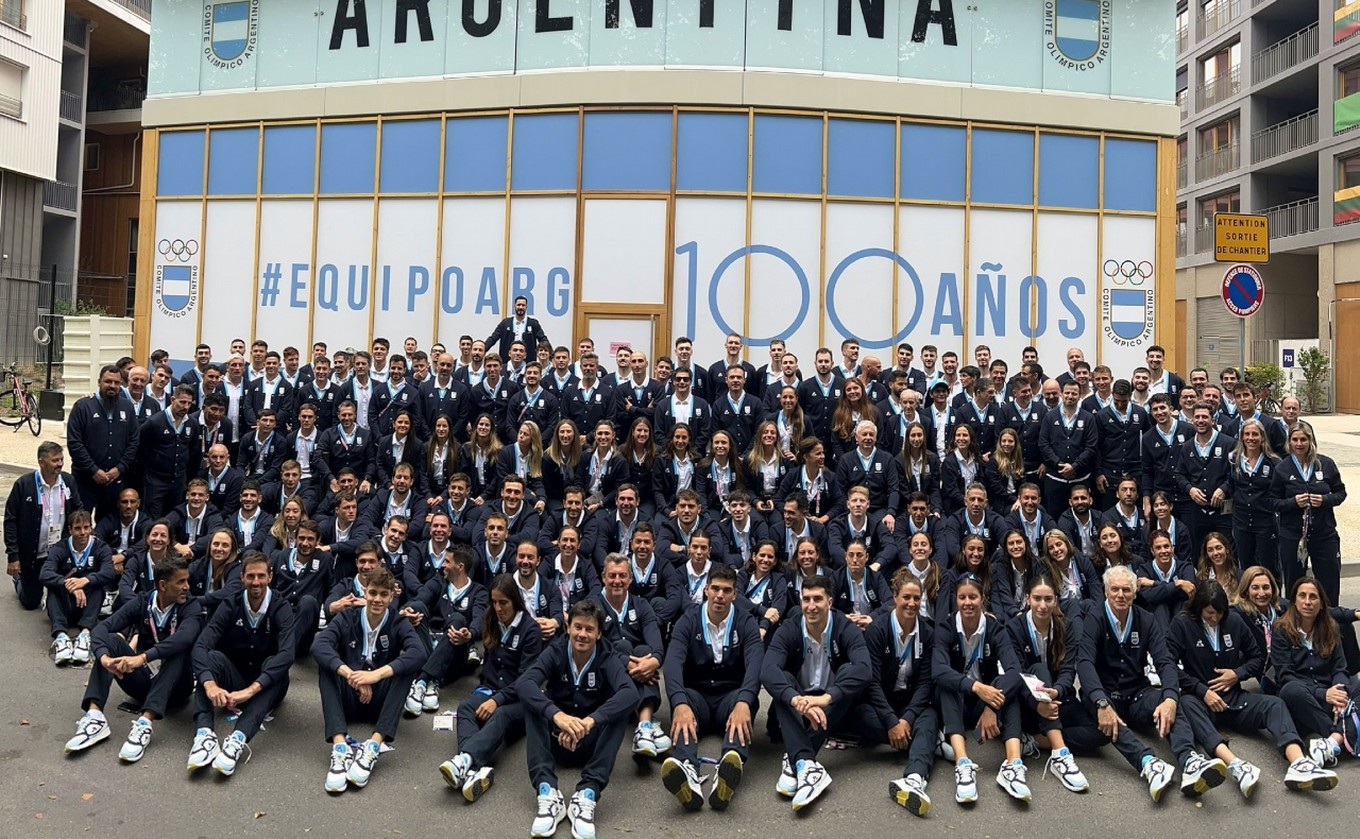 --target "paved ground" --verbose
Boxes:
[2,416,1360,838]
